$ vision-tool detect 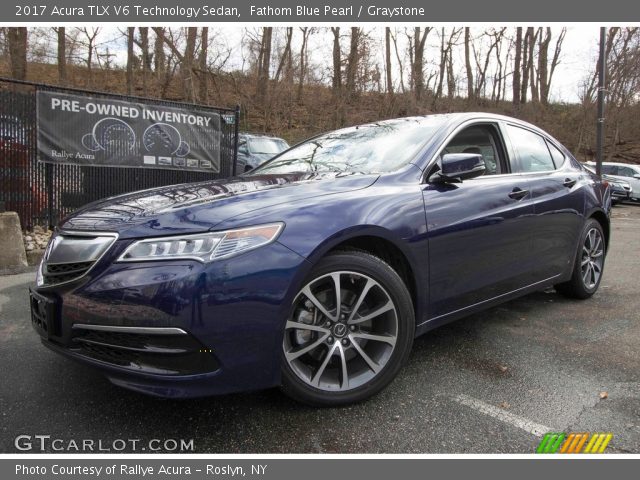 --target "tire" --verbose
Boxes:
[280,250,415,406]
[555,218,606,299]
